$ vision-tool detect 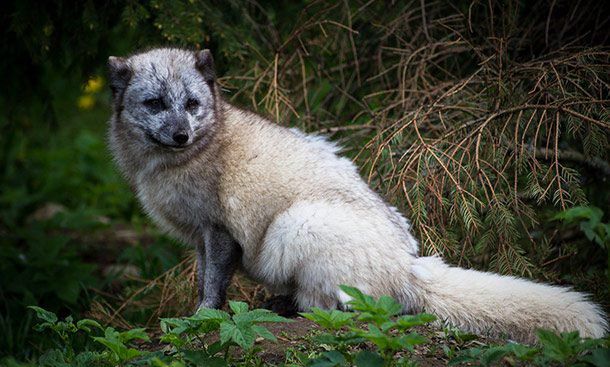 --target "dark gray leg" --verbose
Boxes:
[196,225,241,310]
[195,241,206,305]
